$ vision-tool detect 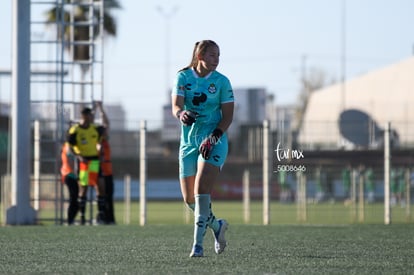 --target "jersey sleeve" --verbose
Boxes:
[171,71,187,97]
[220,76,234,104]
